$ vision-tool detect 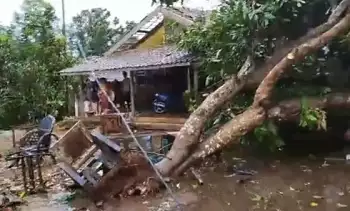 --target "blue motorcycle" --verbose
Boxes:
[152,93,183,114]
